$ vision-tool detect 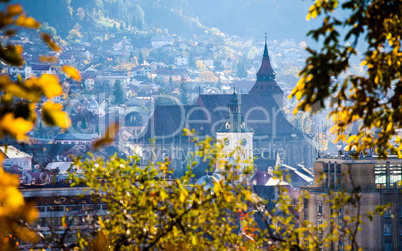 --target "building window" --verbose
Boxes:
[375,164,387,189]
[384,241,392,251]
[303,198,309,220]
[384,223,392,236]
[339,207,343,218]
[385,208,392,218]
[389,164,402,188]
[375,163,402,189]
[323,162,341,189]
[317,200,322,216]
